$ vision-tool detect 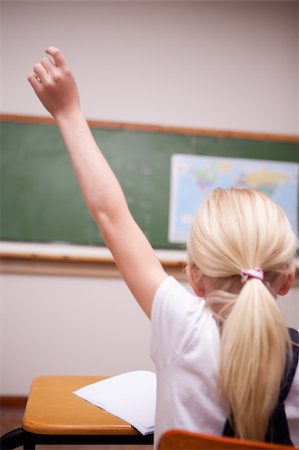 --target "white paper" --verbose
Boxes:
[73,370,156,435]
